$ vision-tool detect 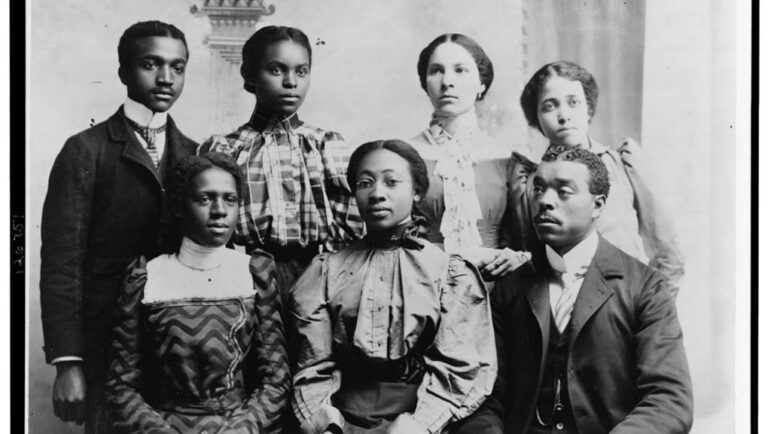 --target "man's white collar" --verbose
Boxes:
[123,97,168,128]
[545,230,599,275]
